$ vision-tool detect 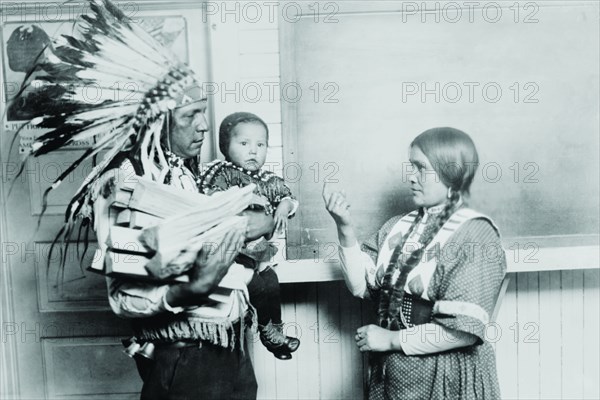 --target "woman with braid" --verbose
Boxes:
[323,127,506,400]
